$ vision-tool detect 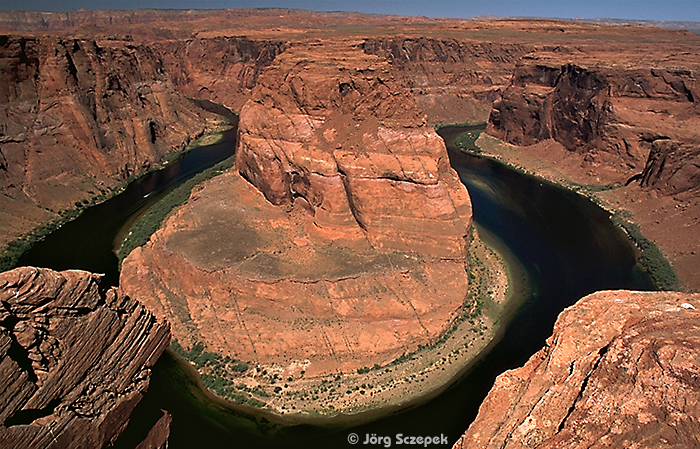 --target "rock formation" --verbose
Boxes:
[362,37,532,125]
[0,7,699,438]
[152,37,287,112]
[0,266,170,448]
[454,290,700,449]
[0,35,220,248]
[487,51,700,190]
[120,39,473,377]
[4,12,698,286]
[0,30,293,259]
